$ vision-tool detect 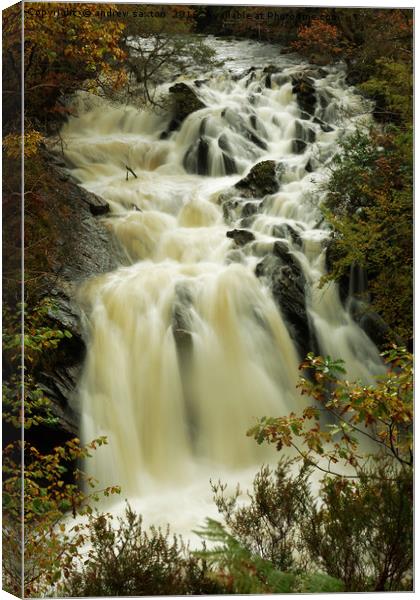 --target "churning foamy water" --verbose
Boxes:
[58,37,383,539]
